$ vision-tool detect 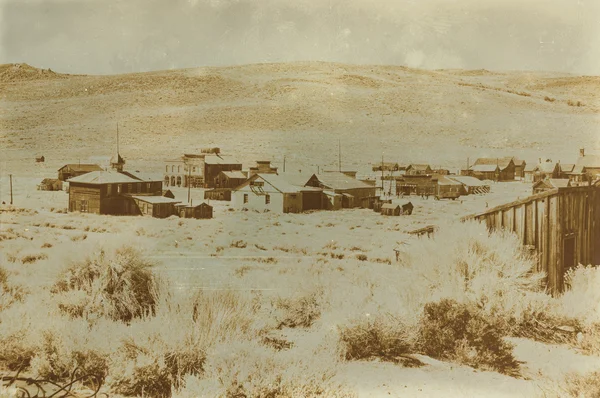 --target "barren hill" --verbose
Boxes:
[1,62,599,176]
